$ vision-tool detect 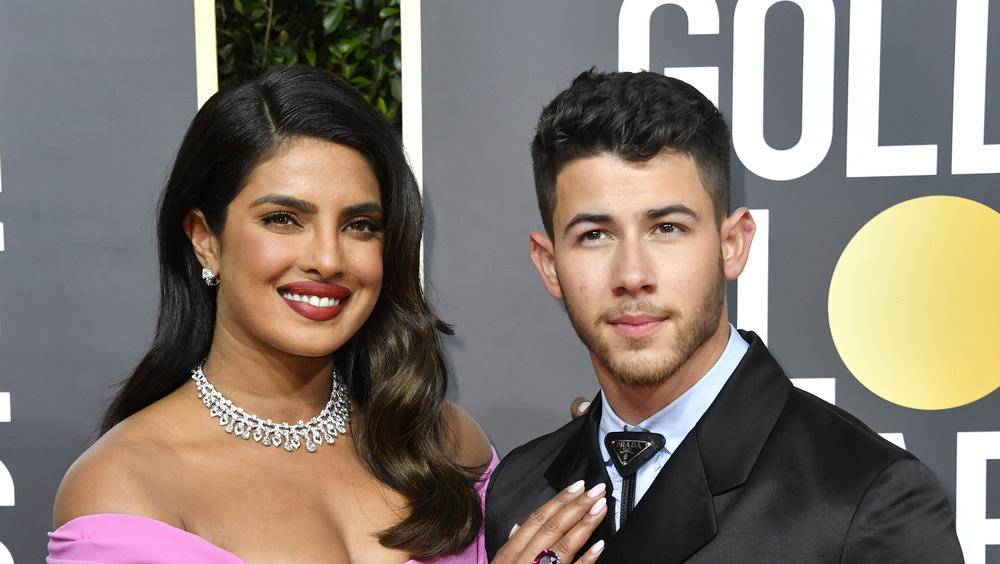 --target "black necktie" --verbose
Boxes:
[604,430,665,527]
